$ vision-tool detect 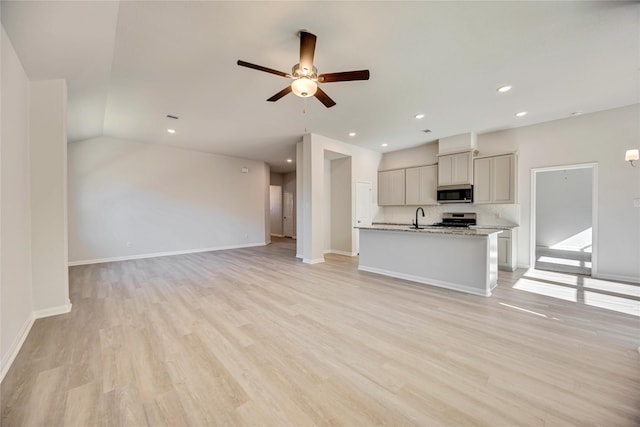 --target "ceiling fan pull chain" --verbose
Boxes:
[303,98,309,133]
